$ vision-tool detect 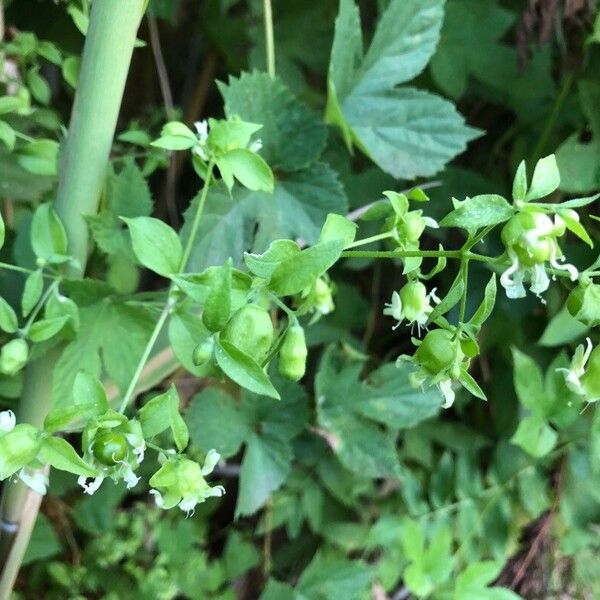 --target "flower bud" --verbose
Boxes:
[221,304,273,362]
[398,211,426,243]
[192,337,214,366]
[0,339,29,376]
[279,324,307,381]
[399,281,429,323]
